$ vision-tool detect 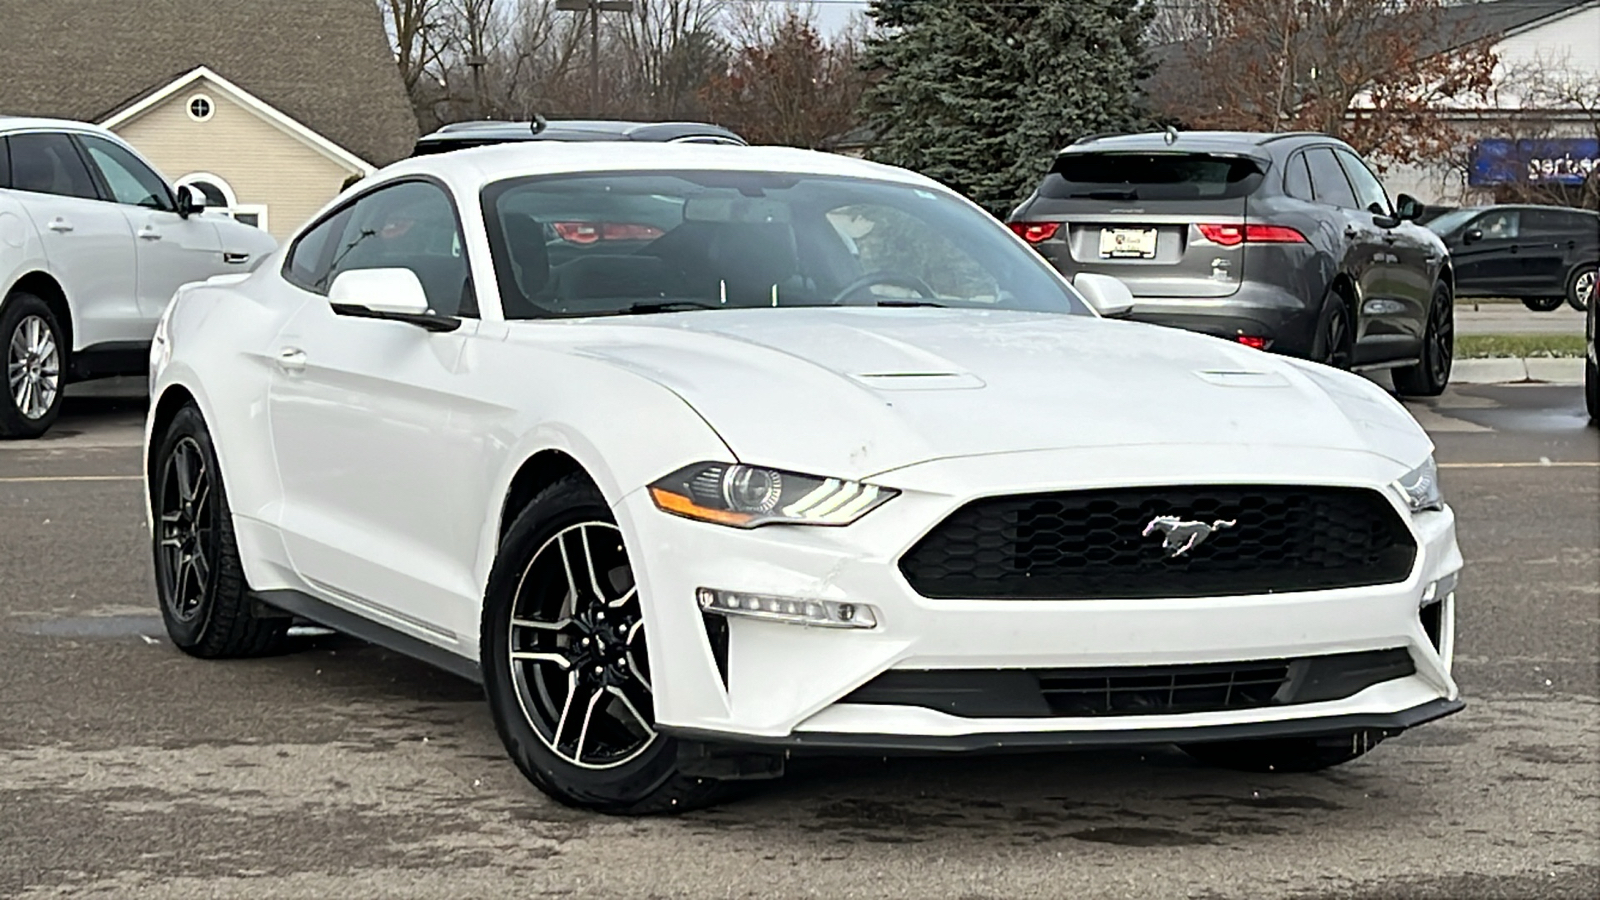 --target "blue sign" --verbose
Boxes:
[1470,138,1599,186]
